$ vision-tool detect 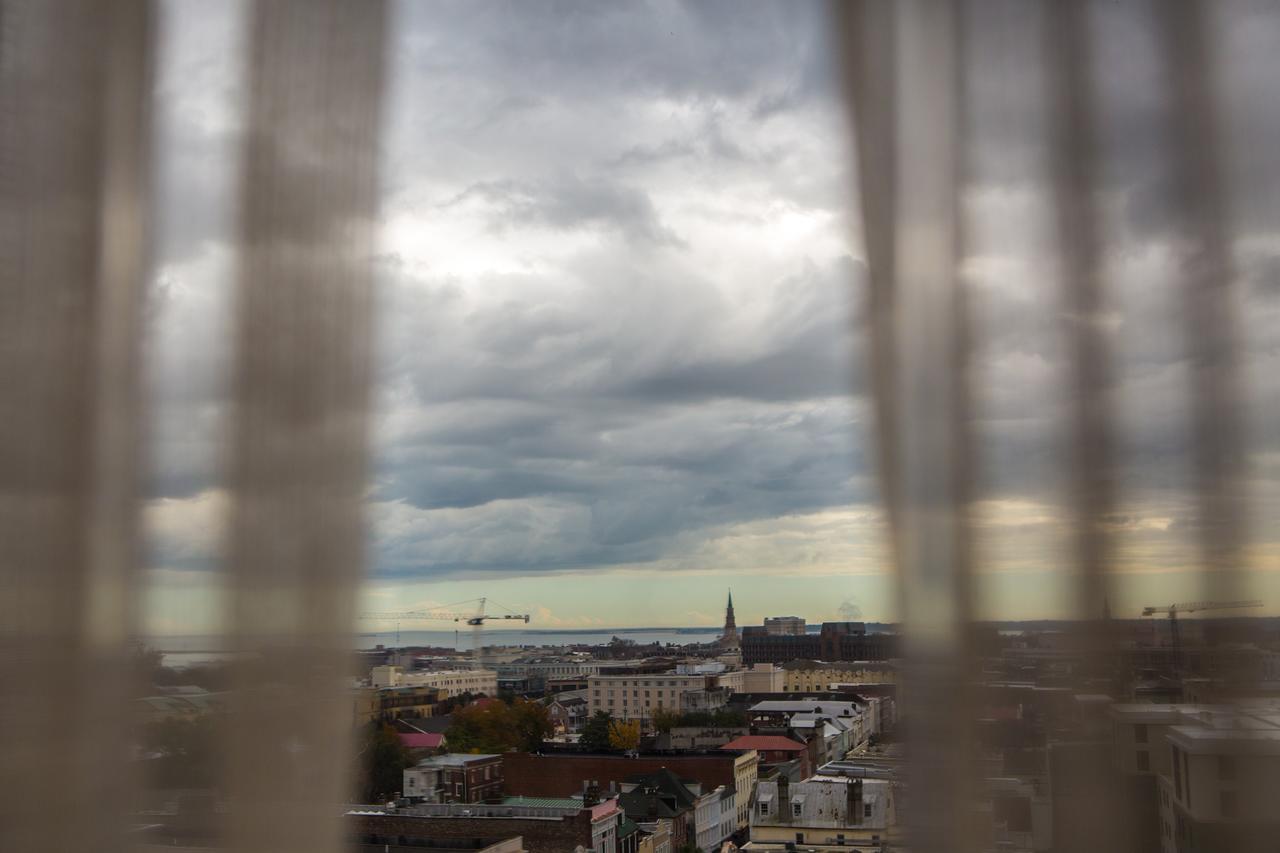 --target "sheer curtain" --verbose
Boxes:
[0,0,1265,850]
